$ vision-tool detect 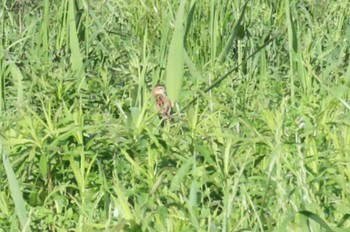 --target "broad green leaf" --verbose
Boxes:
[166,0,186,103]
